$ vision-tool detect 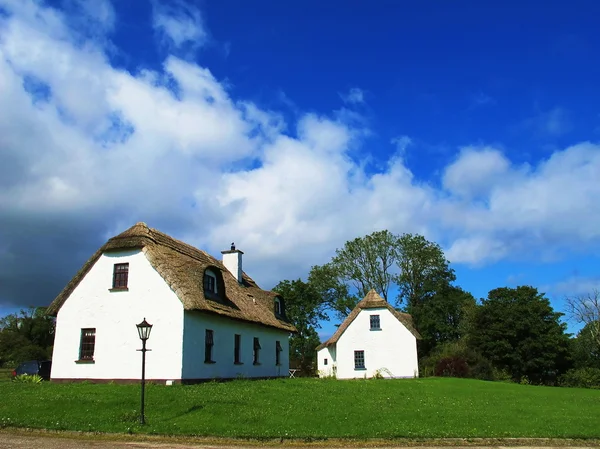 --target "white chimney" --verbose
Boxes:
[221,242,243,283]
